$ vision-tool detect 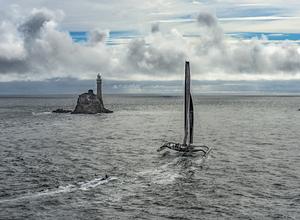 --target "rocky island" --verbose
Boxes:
[53,74,112,114]
[72,74,112,114]
[72,89,112,114]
